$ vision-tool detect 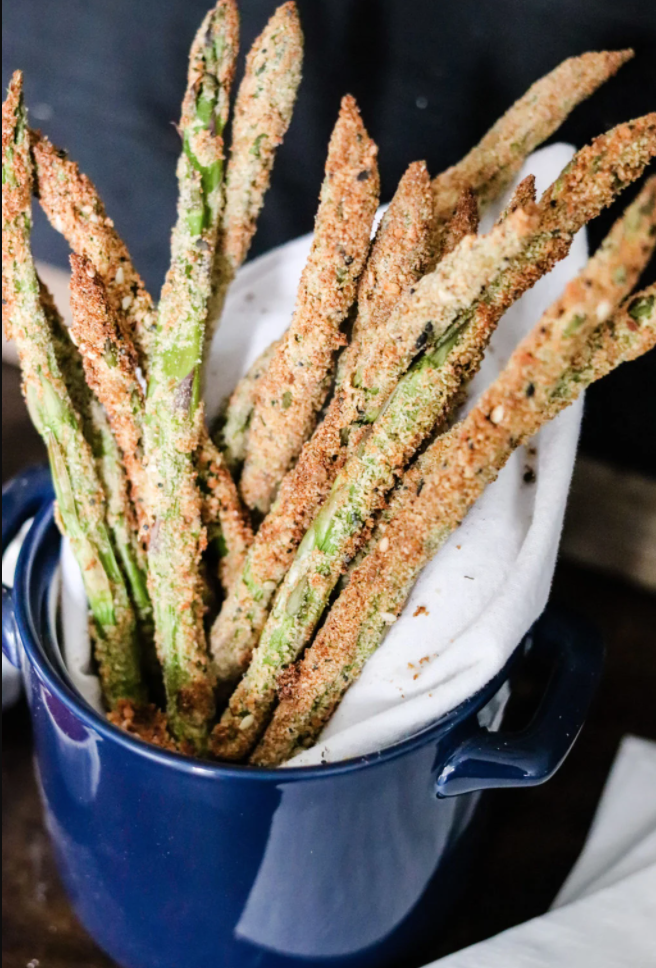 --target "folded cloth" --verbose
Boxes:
[426,865,656,968]
[425,736,656,967]
[59,143,587,763]
[554,735,656,906]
